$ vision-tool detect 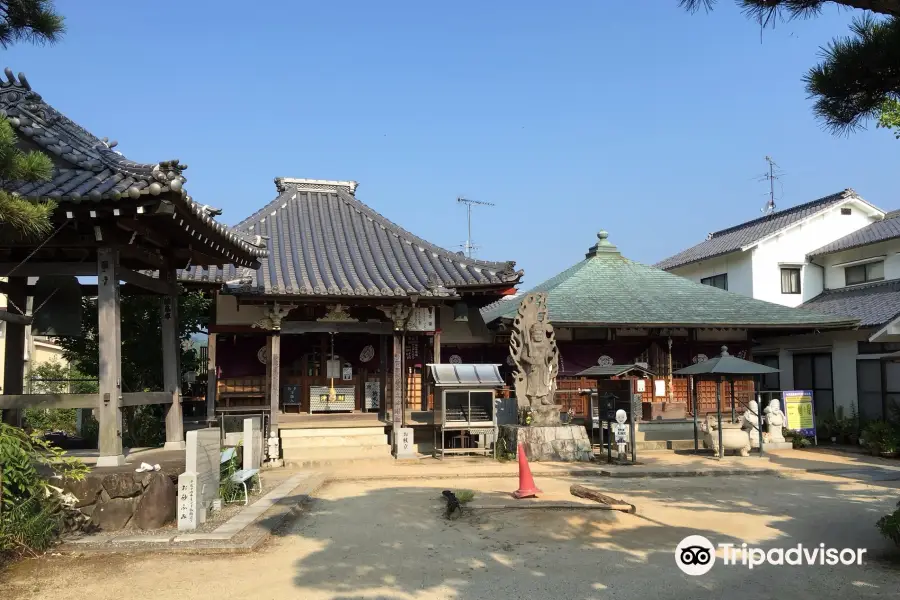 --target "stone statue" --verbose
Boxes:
[510,293,560,426]
[764,398,786,443]
[742,399,761,449]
